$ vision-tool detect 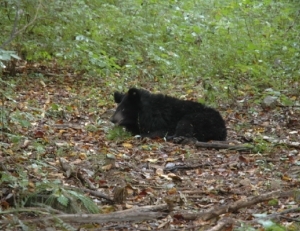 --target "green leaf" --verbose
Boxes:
[51,103,60,110]
[57,195,69,207]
